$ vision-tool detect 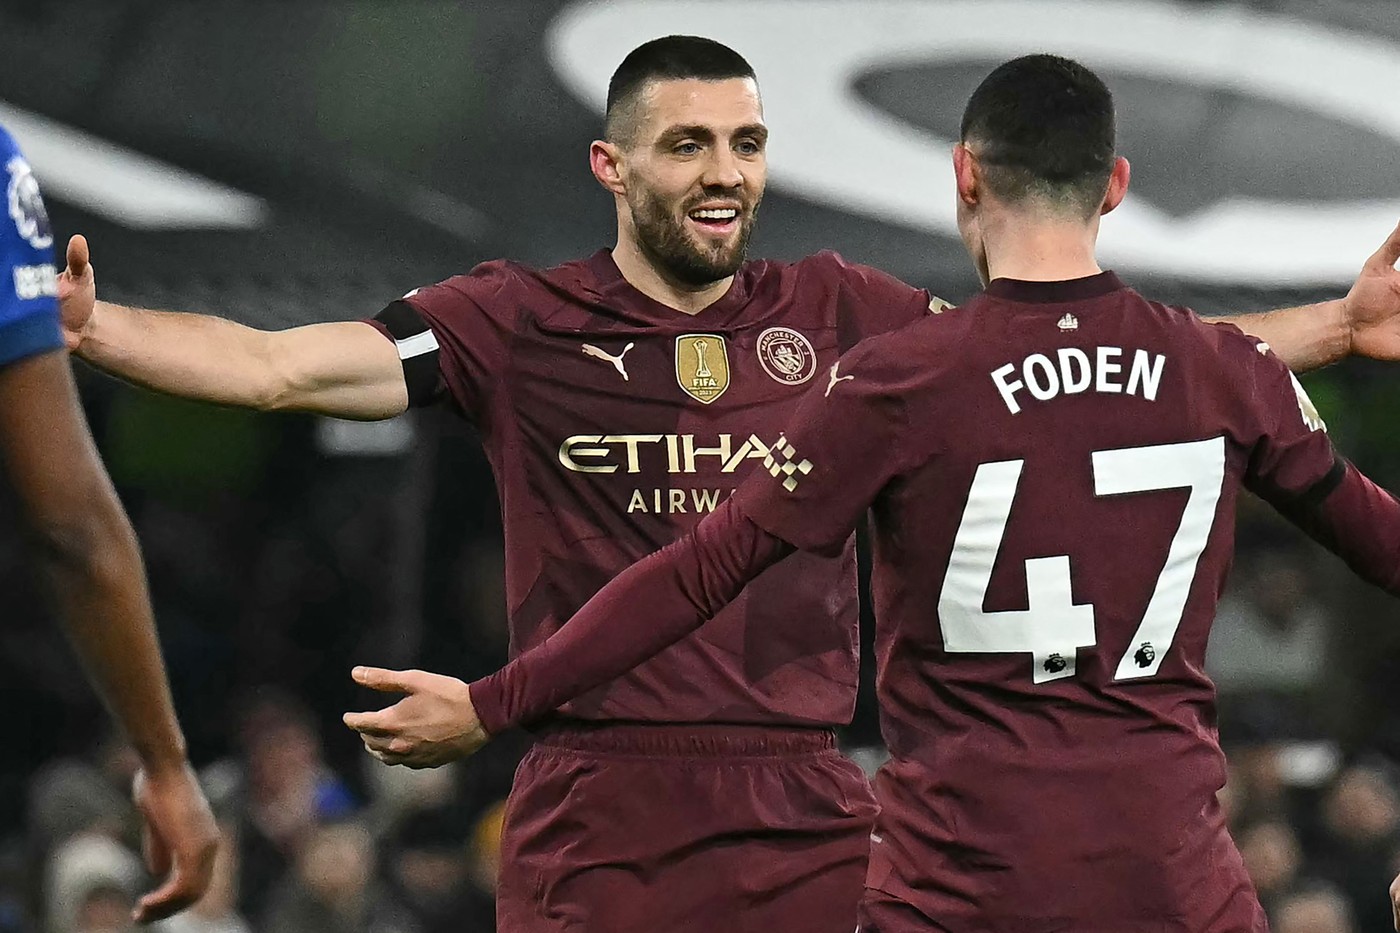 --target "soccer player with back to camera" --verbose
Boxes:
[0,127,216,922]
[61,38,1400,932]
[435,55,1400,932]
